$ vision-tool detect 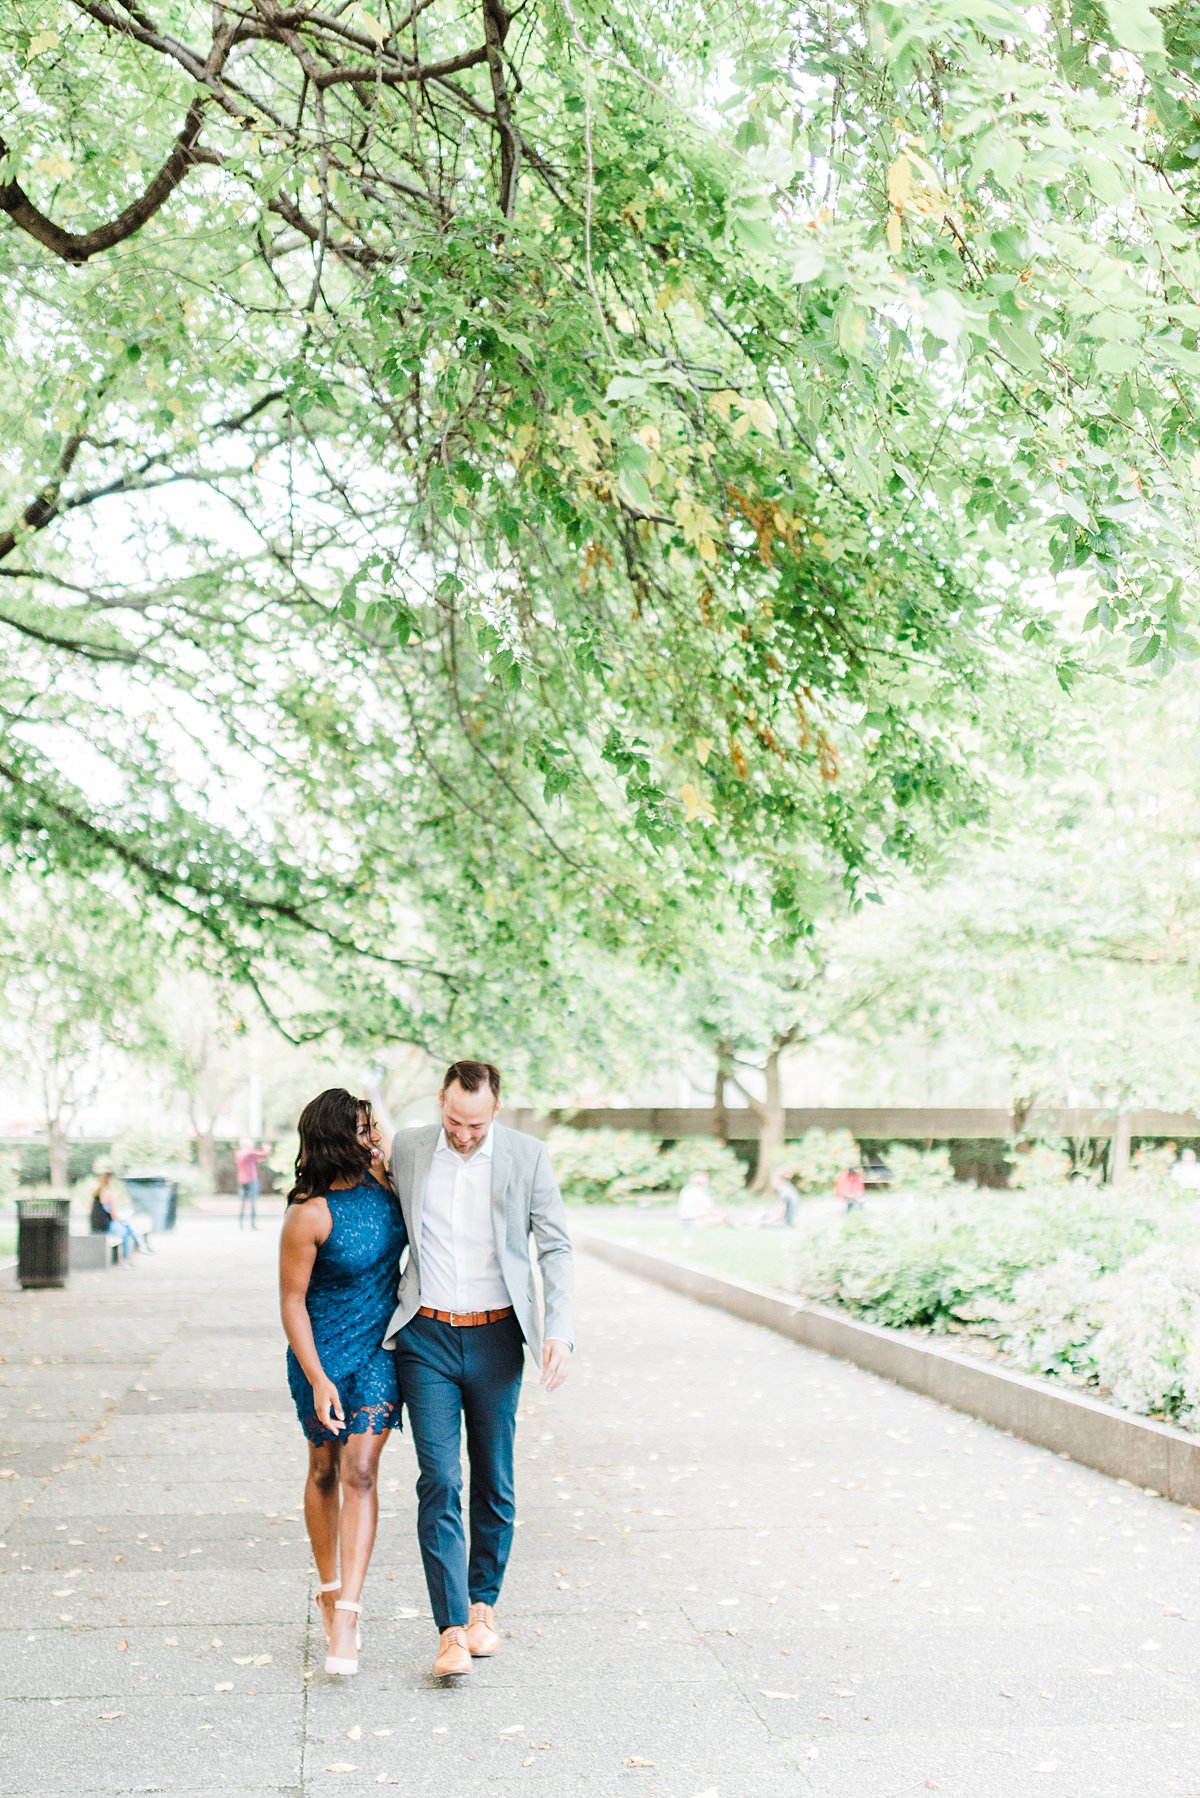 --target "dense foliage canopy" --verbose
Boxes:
[4,0,1200,1049]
